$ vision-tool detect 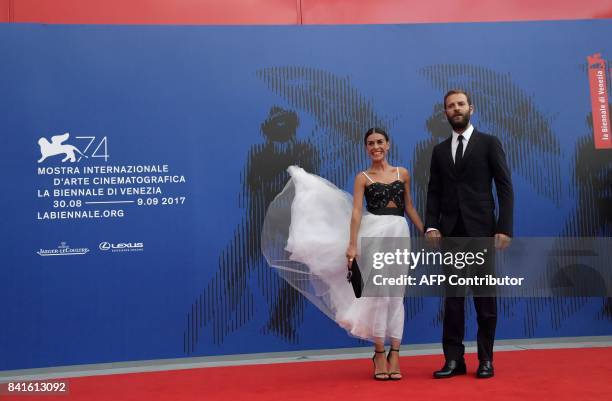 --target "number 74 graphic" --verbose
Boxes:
[75,136,109,162]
